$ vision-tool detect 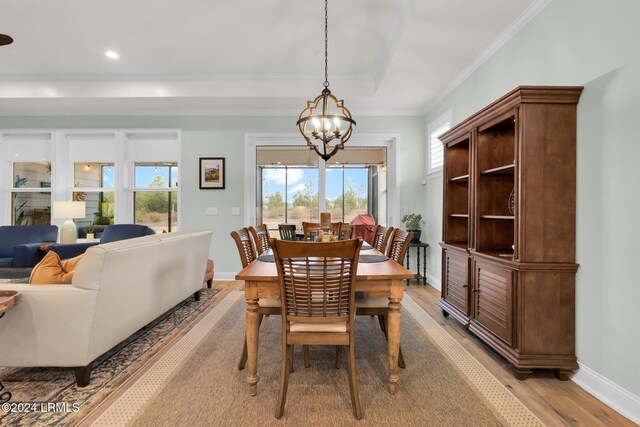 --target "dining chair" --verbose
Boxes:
[278,224,297,241]
[372,225,394,253]
[272,238,363,419]
[301,222,320,241]
[356,228,413,369]
[249,224,270,255]
[302,221,342,241]
[230,228,280,370]
[387,228,413,265]
[339,223,353,240]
